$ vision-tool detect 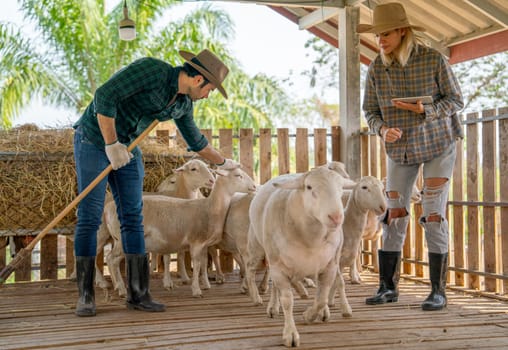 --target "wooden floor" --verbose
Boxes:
[1,271,508,350]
